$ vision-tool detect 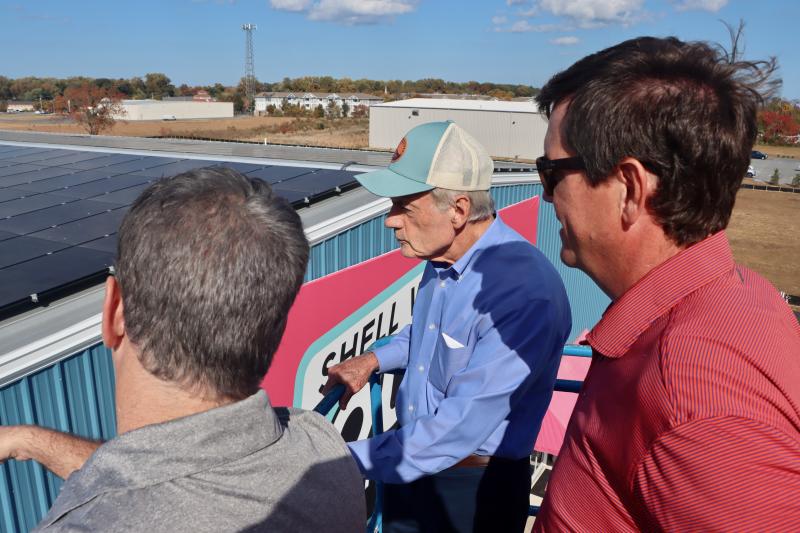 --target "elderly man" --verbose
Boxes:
[323,121,571,532]
[533,37,800,531]
[0,167,365,532]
